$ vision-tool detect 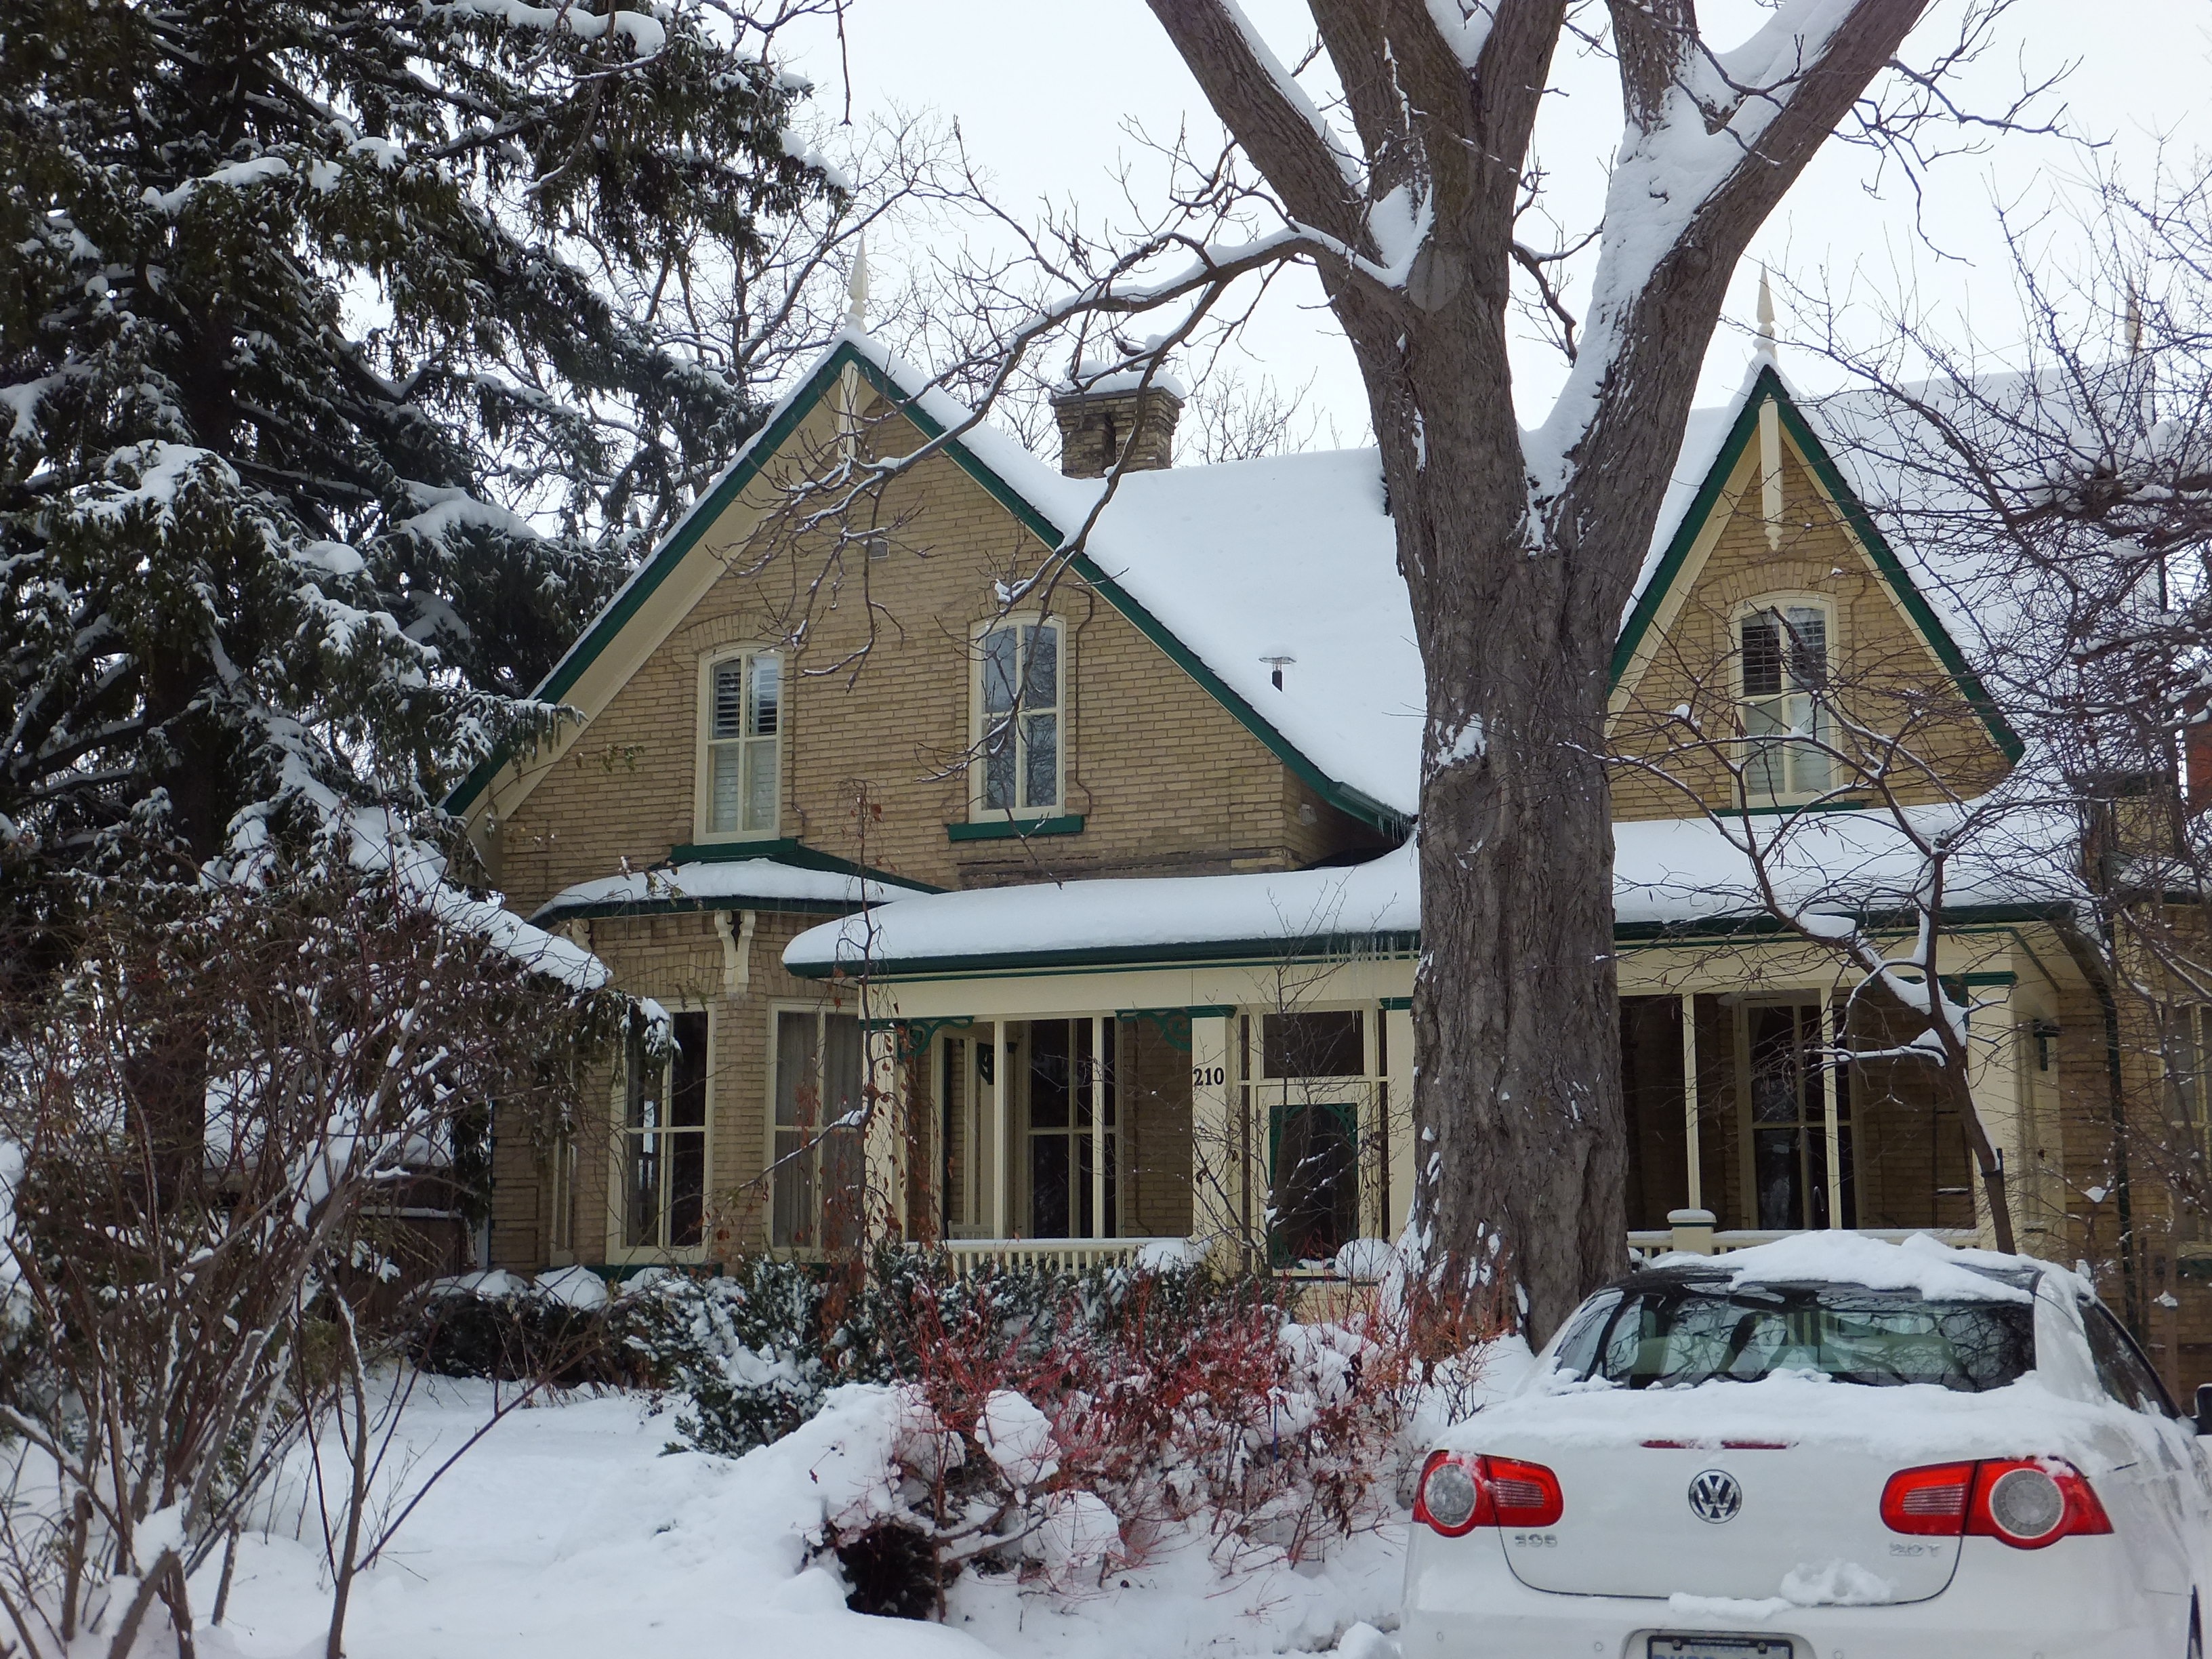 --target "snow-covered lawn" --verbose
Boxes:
[194,1379,1408,1659]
